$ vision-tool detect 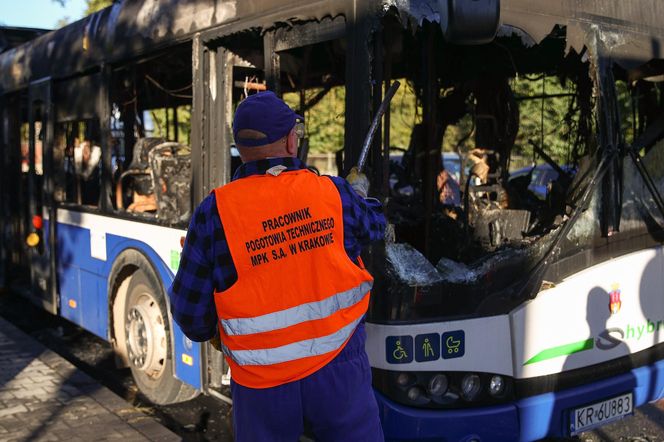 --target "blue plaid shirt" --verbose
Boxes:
[169,157,386,342]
